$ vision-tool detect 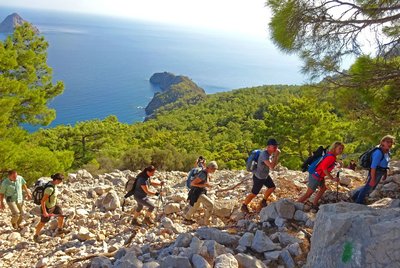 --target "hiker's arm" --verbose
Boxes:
[22,184,32,199]
[191,177,210,188]
[323,169,339,182]
[150,180,164,187]
[263,149,281,169]
[369,168,377,187]
[41,194,50,217]
[141,185,158,196]
[0,193,4,210]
